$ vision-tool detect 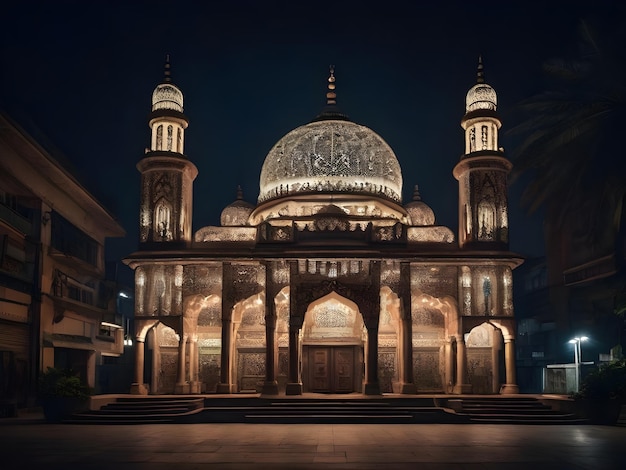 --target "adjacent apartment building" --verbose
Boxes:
[0,112,125,415]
